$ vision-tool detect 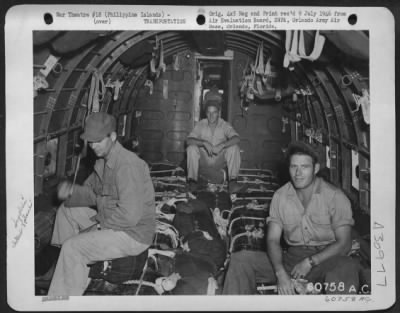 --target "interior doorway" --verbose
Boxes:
[194,50,234,122]
[198,60,231,121]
